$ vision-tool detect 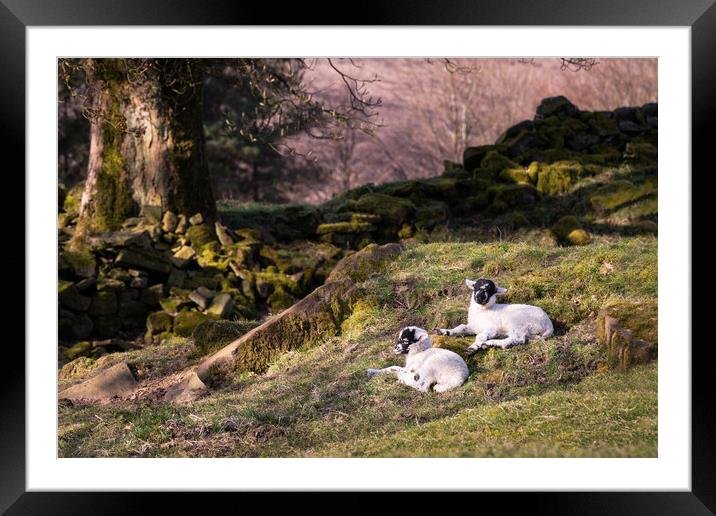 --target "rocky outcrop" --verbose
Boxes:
[197,278,360,385]
[59,361,138,403]
[58,207,348,360]
[597,299,657,370]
